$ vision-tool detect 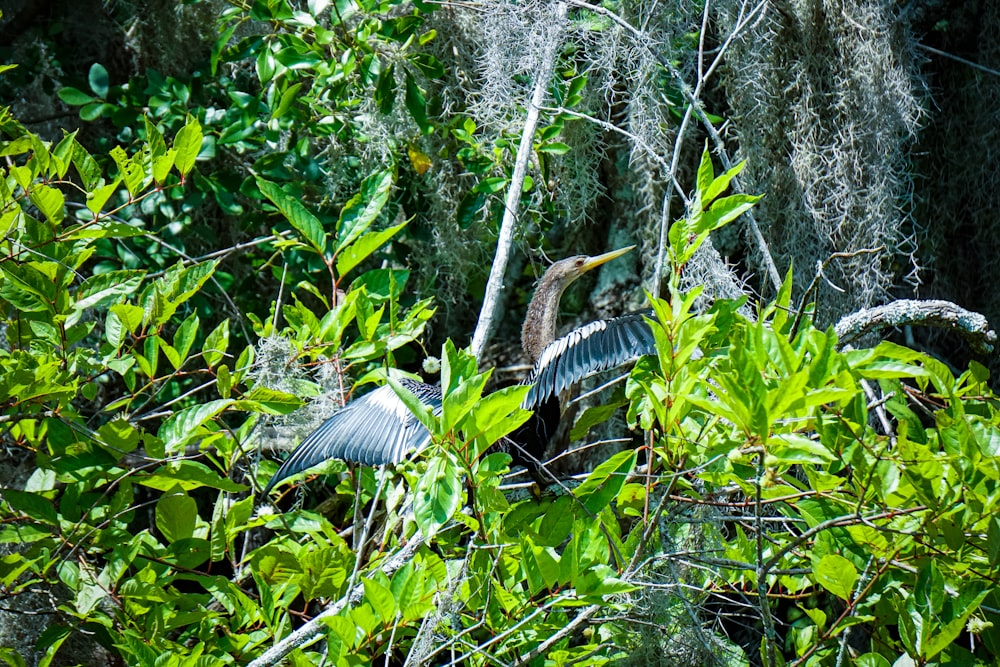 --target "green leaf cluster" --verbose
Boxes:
[4,33,1000,664]
[0,94,438,663]
[623,274,1000,665]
